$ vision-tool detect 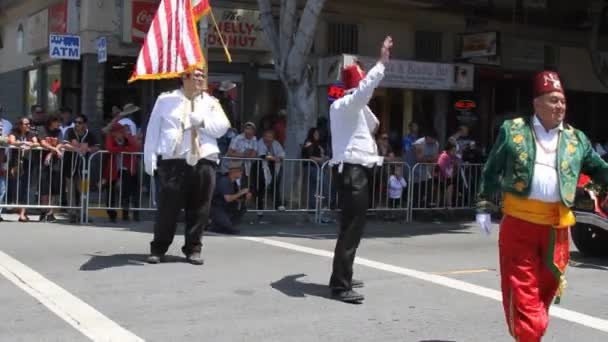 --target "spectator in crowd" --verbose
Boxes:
[59,107,74,140]
[302,127,328,210]
[402,121,419,167]
[412,129,439,206]
[62,114,100,223]
[102,103,139,137]
[272,110,287,146]
[0,104,11,222]
[449,125,471,160]
[257,129,286,215]
[103,123,141,223]
[208,161,251,235]
[29,104,47,136]
[377,132,395,161]
[8,117,39,222]
[213,80,237,124]
[437,139,459,208]
[595,138,608,161]
[226,121,258,188]
[38,115,64,222]
[388,164,407,209]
